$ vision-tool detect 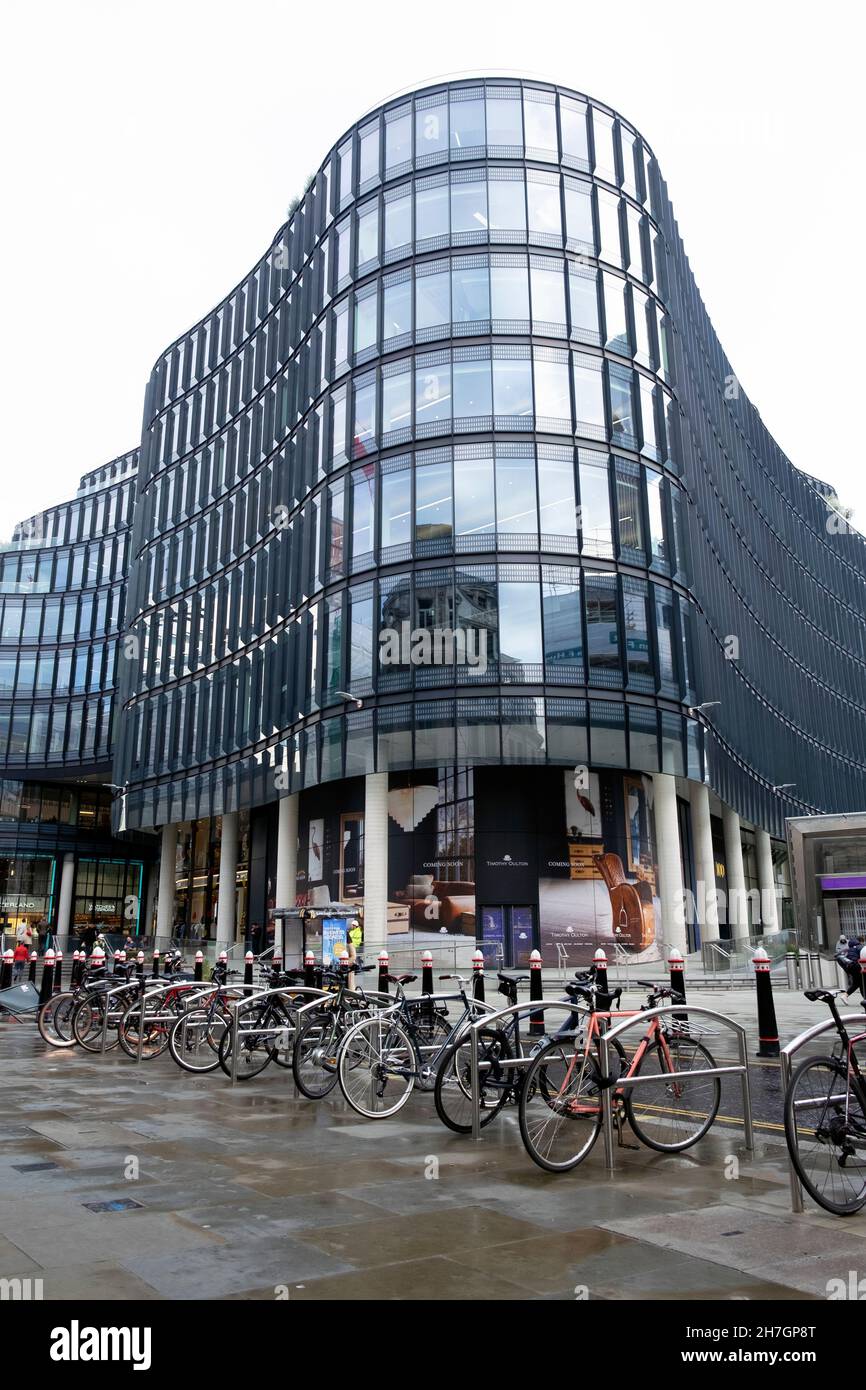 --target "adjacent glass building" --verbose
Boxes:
[5,80,865,961]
